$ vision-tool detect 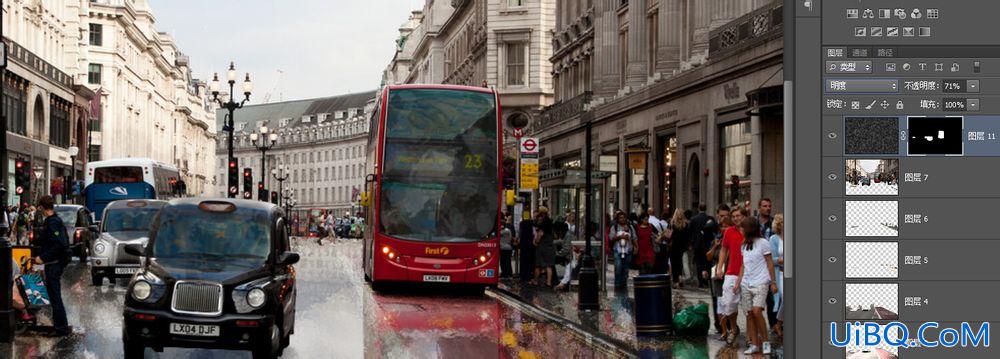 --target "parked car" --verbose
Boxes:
[91,199,168,286]
[53,204,99,261]
[121,198,299,359]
